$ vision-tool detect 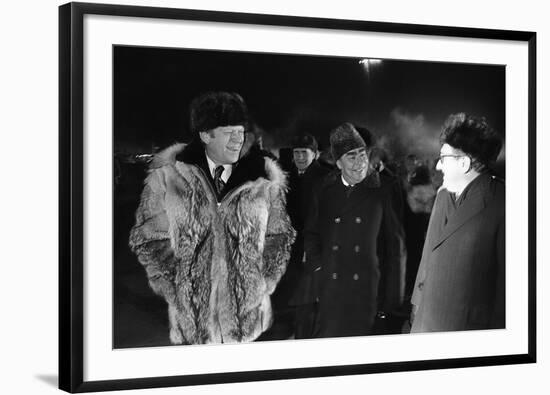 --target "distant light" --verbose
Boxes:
[359,58,382,65]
